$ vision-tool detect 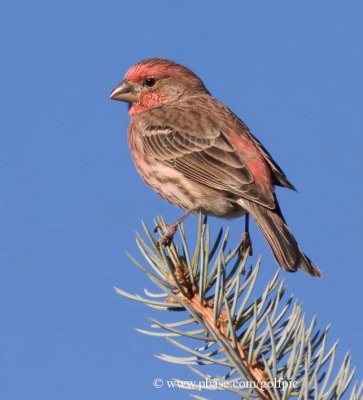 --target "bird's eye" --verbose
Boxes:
[145,78,156,87]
